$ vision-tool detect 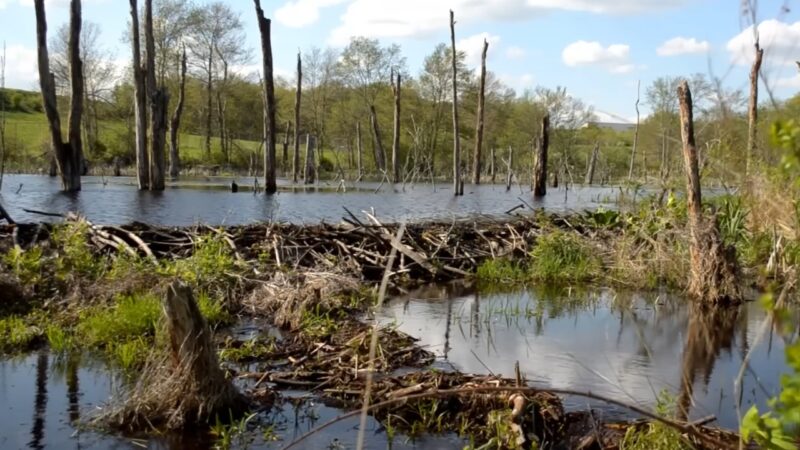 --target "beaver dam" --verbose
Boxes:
[0,205,795,449]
